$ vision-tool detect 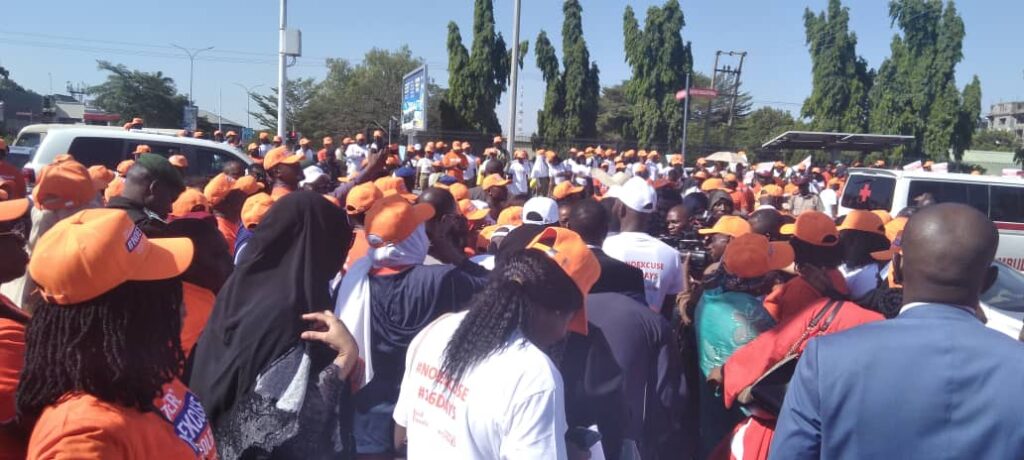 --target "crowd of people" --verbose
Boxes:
[0,130,1022,460]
